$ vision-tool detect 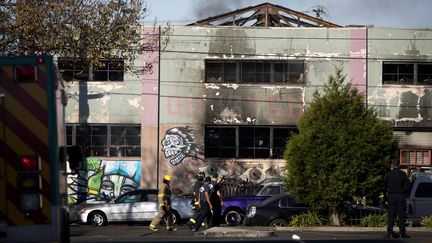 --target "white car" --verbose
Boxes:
[69,189,194,226]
